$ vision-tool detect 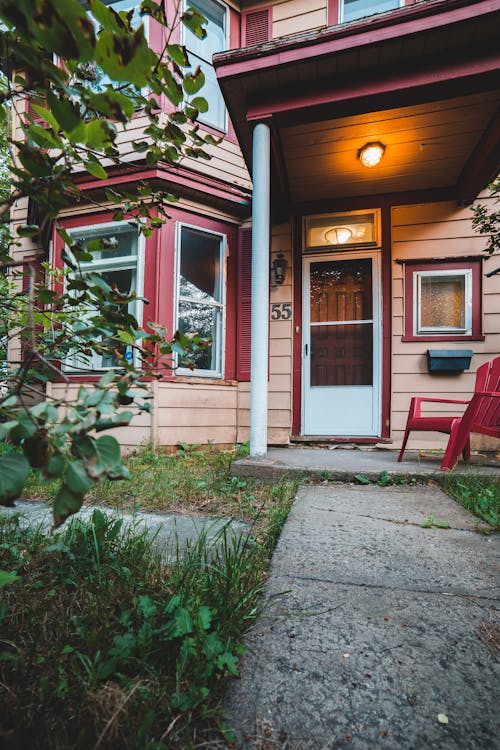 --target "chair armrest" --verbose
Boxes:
[409,396,469,420]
